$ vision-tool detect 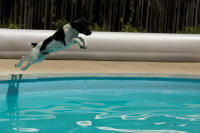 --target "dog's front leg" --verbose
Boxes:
[78,37,87,49]
[21,62,33,71]
[71,38,87,49]
[21,61,34,71]
[21,54,46,71]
